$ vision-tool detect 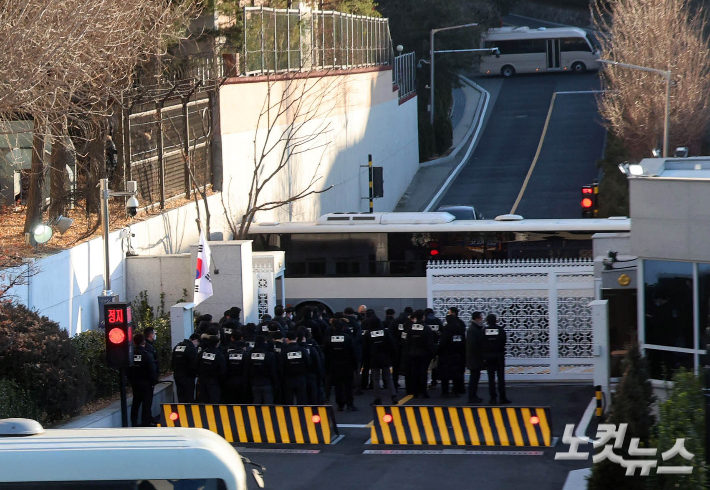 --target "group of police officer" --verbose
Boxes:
[166,303,511,410]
